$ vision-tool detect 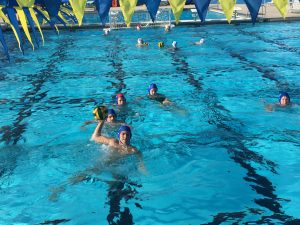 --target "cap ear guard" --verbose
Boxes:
[148,83,158,94]
[278,92,290,103]
[117,125,132,140]
[93,106,108,120]
[107,109,116,117]
[116,94,126,104]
